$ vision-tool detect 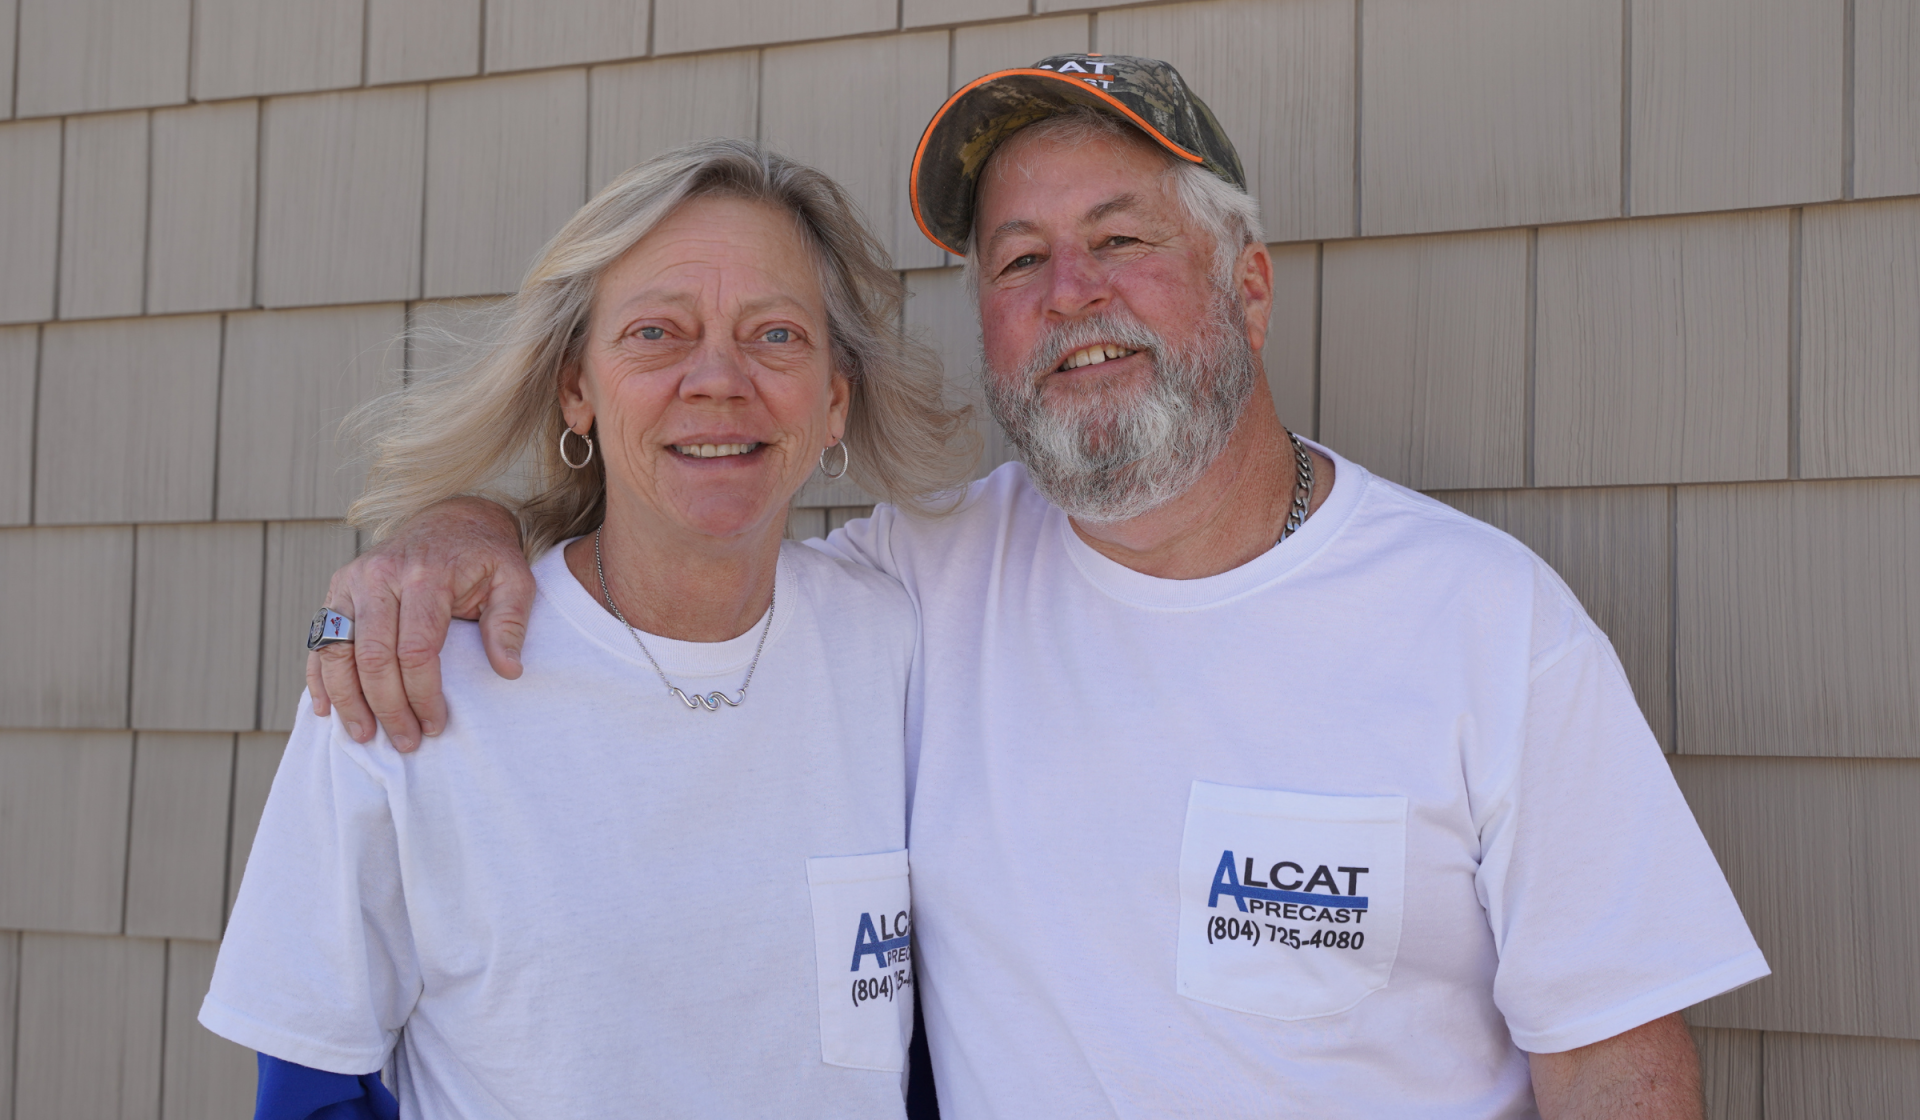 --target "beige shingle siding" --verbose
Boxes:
[1534,211,1791,487]
[1676,757,1920,1039]
[365,0,482,86]
[191,0,366,102]
[1357,0,1621,236]
[0,0,15,121]
[0,529,136,728]
[1799,199,1920,479]
[0,327,37,525]
[950,16,1091,96]
[1320,229,1530,490]
[2,2,1915,1116]
[1692,1026,1762,1119]
[423,70,589,299]
[484,0,651,75]
[1629,0,1843,216]
[36,316,223,524]
[1853,0,1920,200]
[1675,480,1920,759]
[125,734,238,942]
[0,120,62,324]
[0,733,134,933]
[1762,1031,1920,1114]
[760,32,953,272]
[1262,242,1319,441]
[14,933,167,1118]
[588,52,760,194]
[129,523,267,732]
[147,101,261,316]
[59,110,151,321]
[216,305,406,522]
[164,939,260,1119]
[652,0,894,57]
[15,0,190,118]
[259,88,428,308]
